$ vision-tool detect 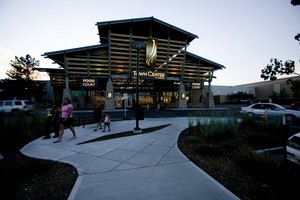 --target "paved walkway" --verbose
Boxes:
[21,117,240,200]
